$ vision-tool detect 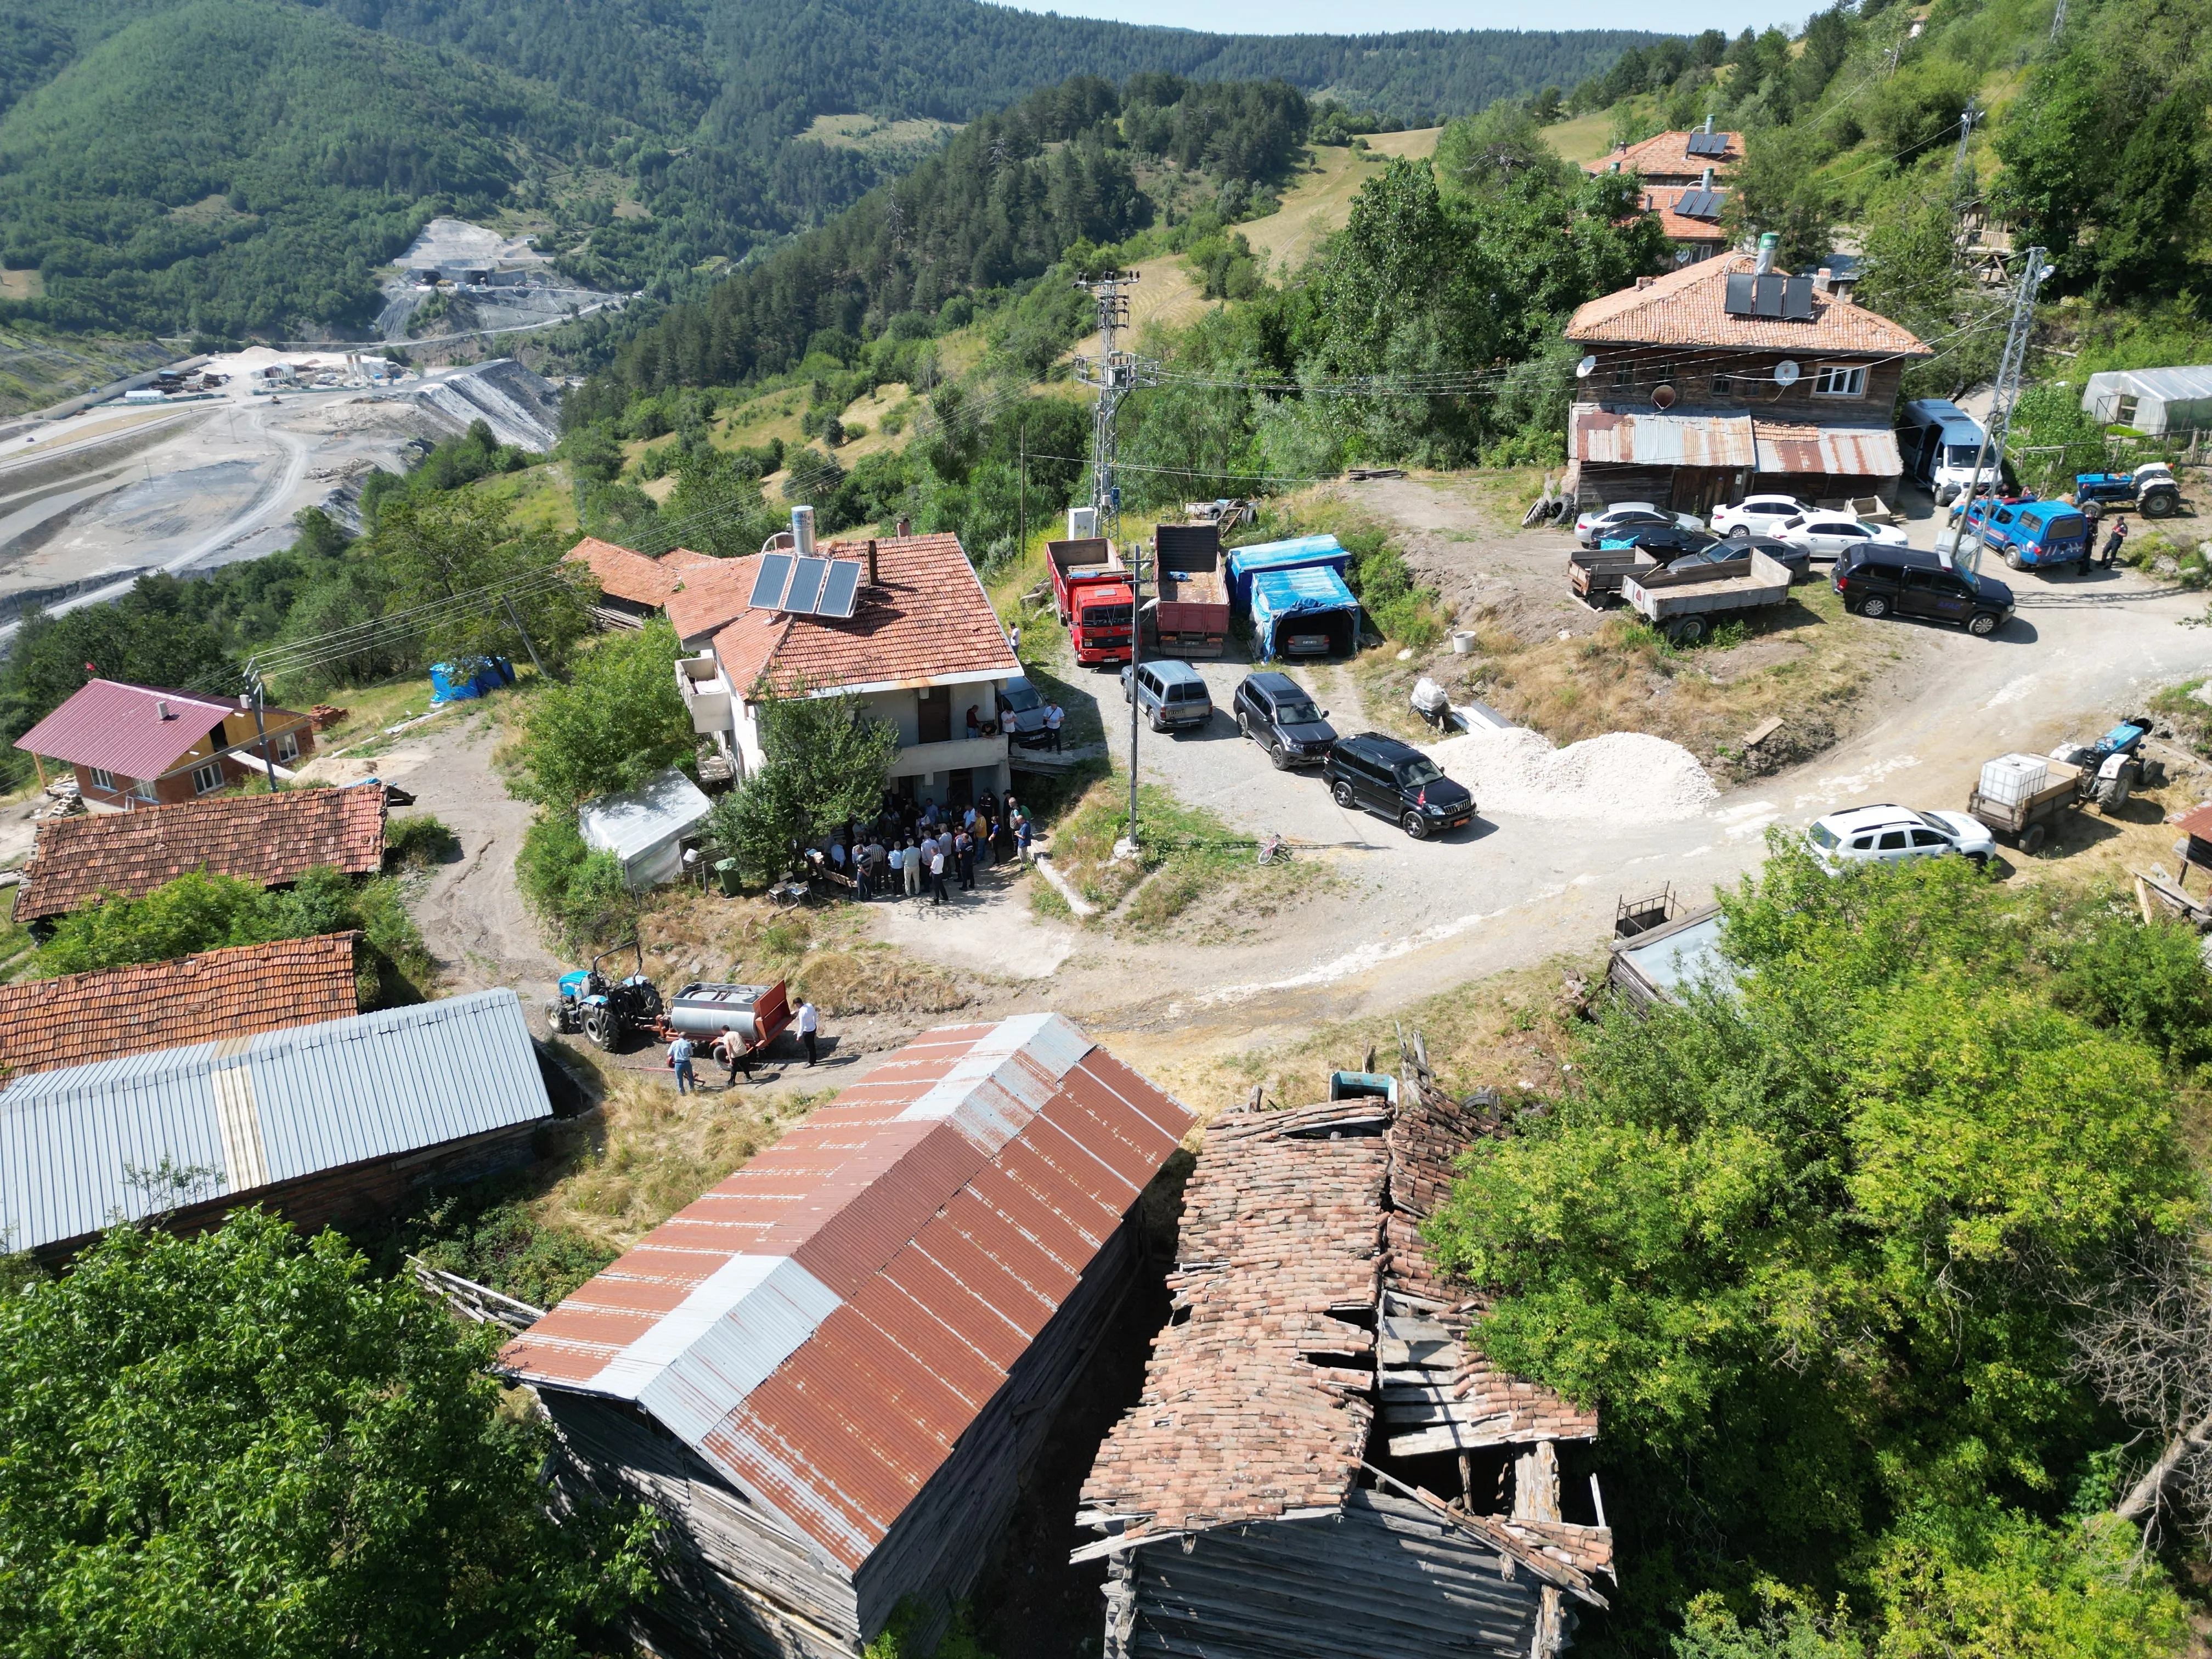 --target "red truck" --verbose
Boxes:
[1048,537,1135,667]
[1148,522,1230,658]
